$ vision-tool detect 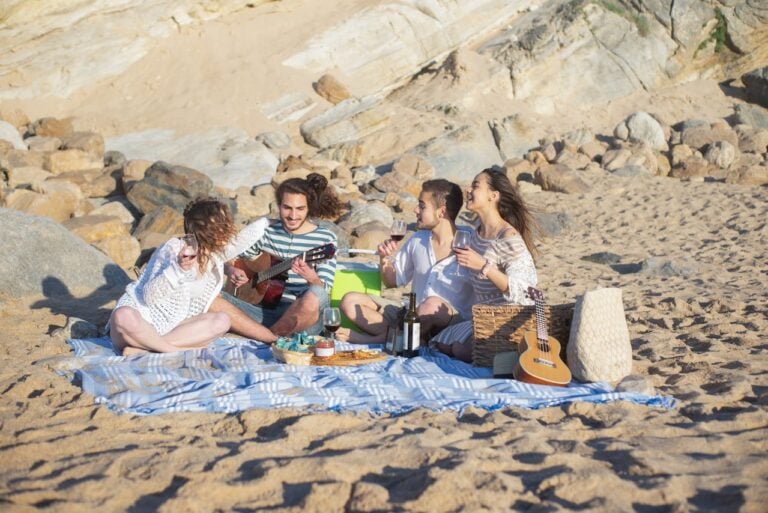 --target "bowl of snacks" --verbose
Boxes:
[272,332,316,365]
